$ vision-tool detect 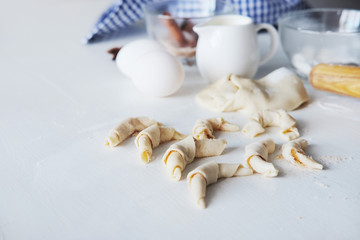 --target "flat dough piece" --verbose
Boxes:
[244,139,278,177]
[105,117,157,147]
[187,161,253,209]
[135,124,186,163]
[195,139,227,158]
[196,68,308,114]
[193,117,239,140]
[160,127,186,143]
[281,139,323,170]
[242,109,300,140]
